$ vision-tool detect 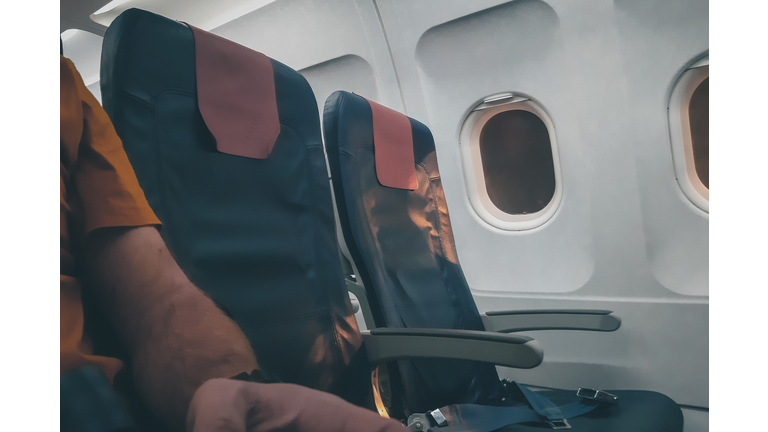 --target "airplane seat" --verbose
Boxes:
[321,90,684,431]
[99,8,371,426]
